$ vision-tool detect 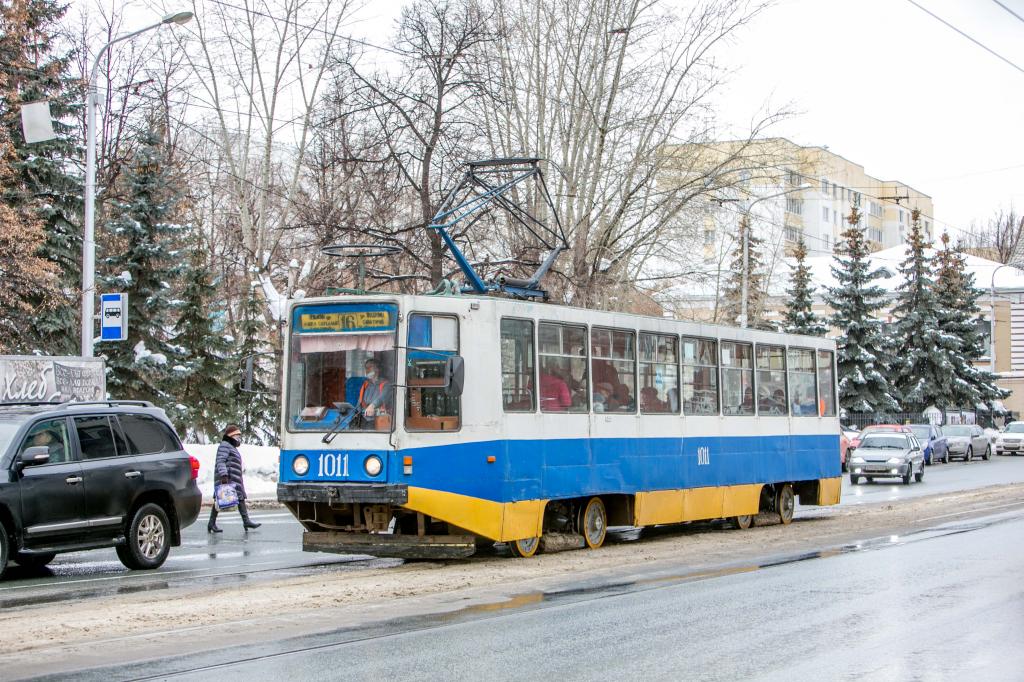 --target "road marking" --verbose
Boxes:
[916,500,1024,523]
